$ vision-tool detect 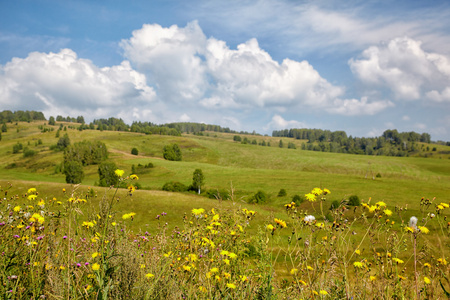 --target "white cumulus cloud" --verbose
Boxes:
[0,48,156,119]
[349,37,450,102]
